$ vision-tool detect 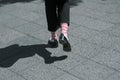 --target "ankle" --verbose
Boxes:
[51,32,58,40]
